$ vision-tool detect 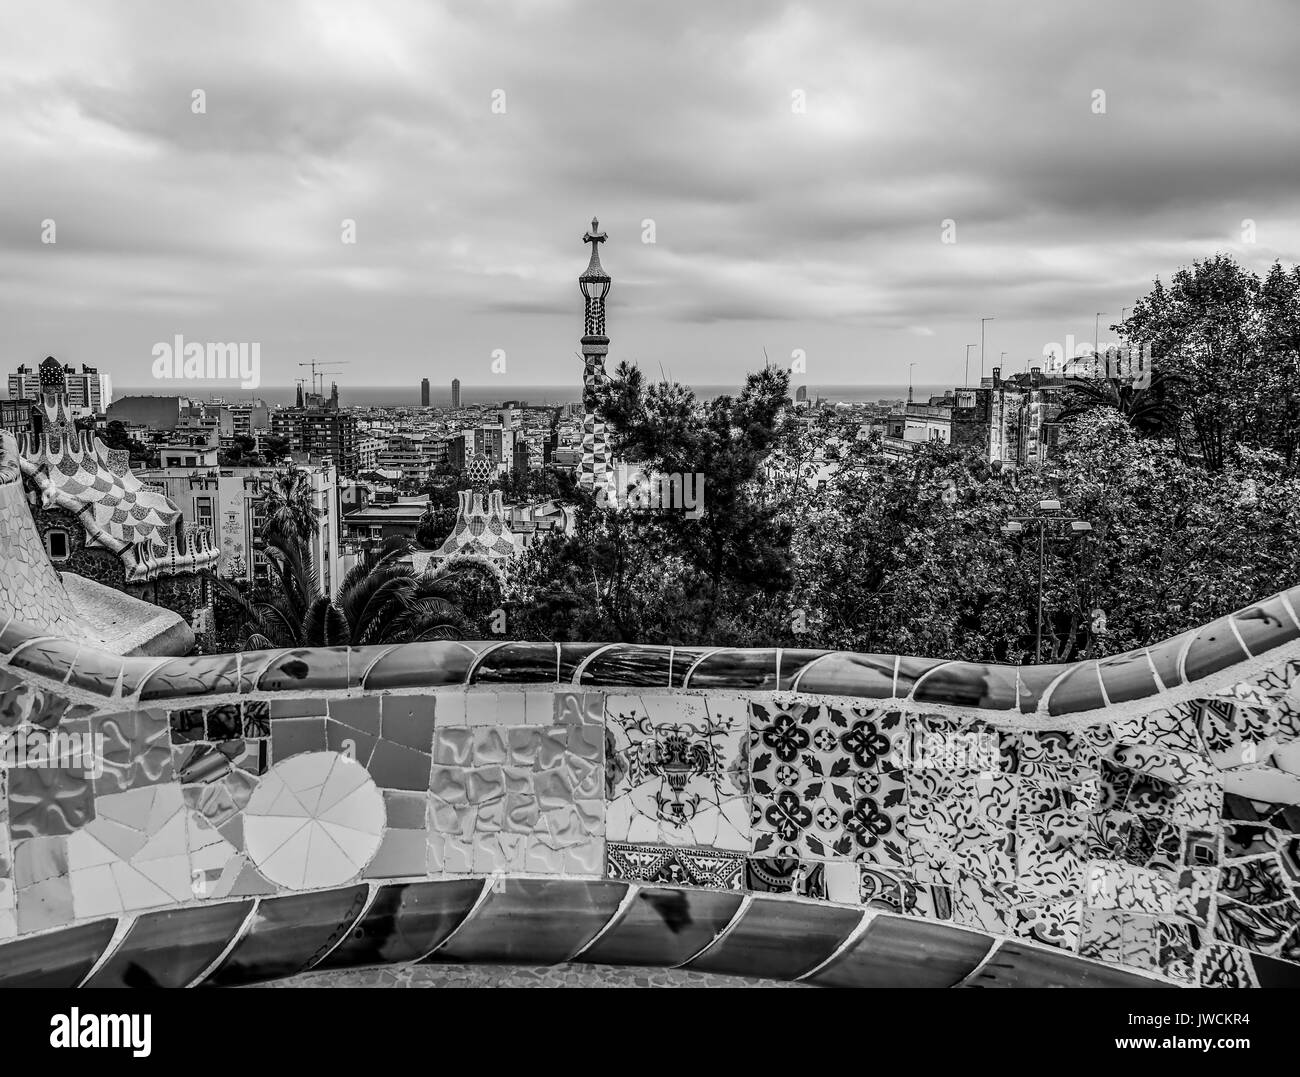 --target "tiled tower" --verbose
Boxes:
[432,452,516,573]
[579,217,613,495]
